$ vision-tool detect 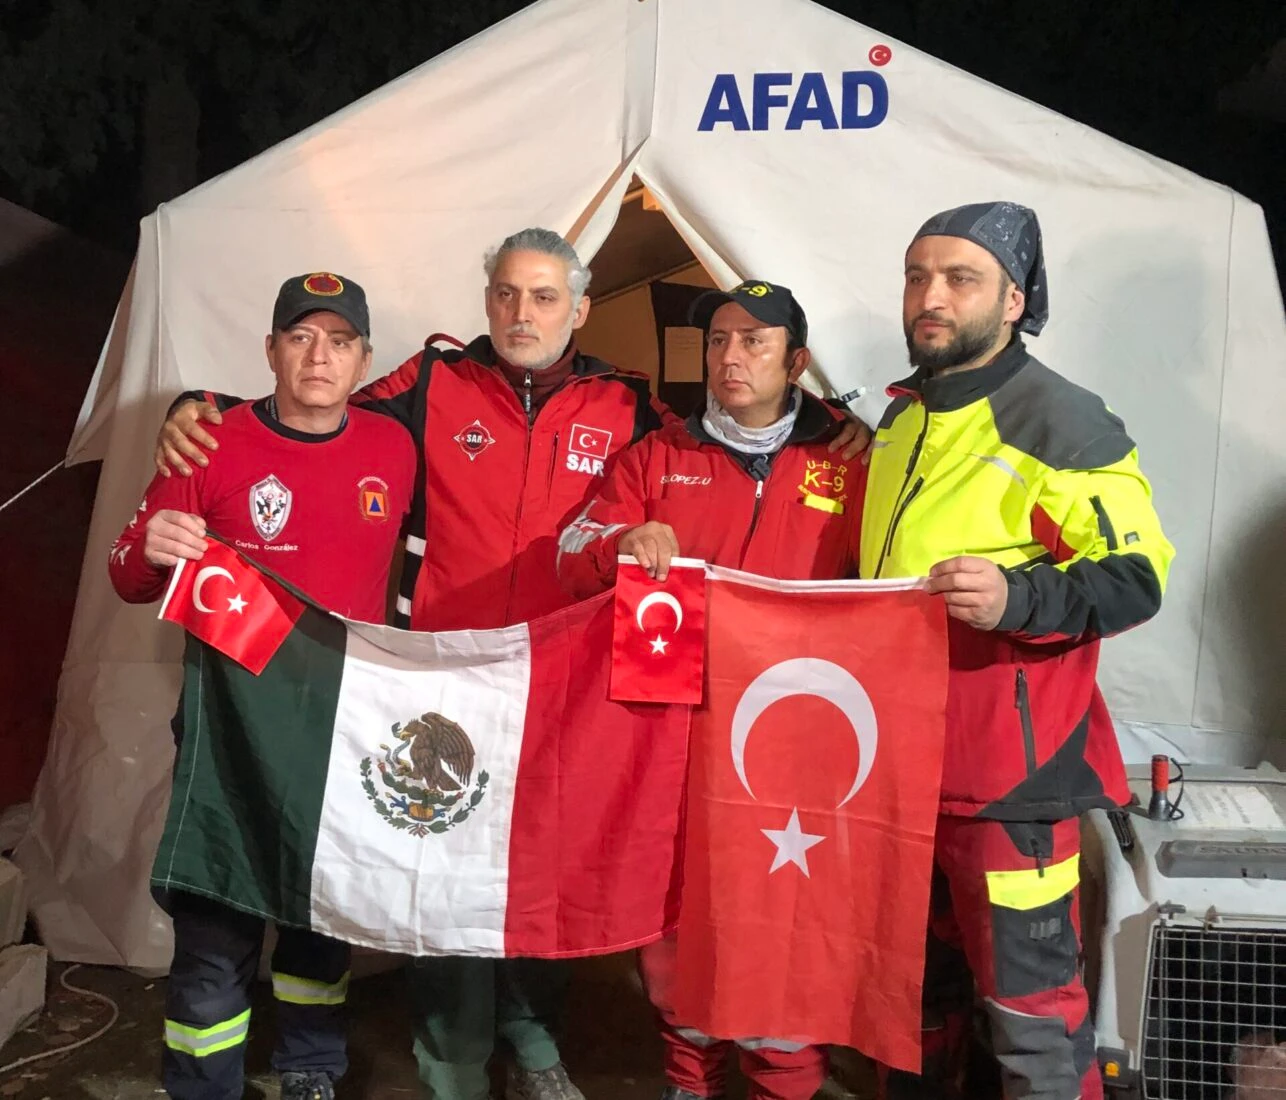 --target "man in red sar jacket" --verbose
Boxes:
[558,281,863,1100]
[110,274,416,1100]
[864,203,1175,1100]
[152,232,874,1100]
